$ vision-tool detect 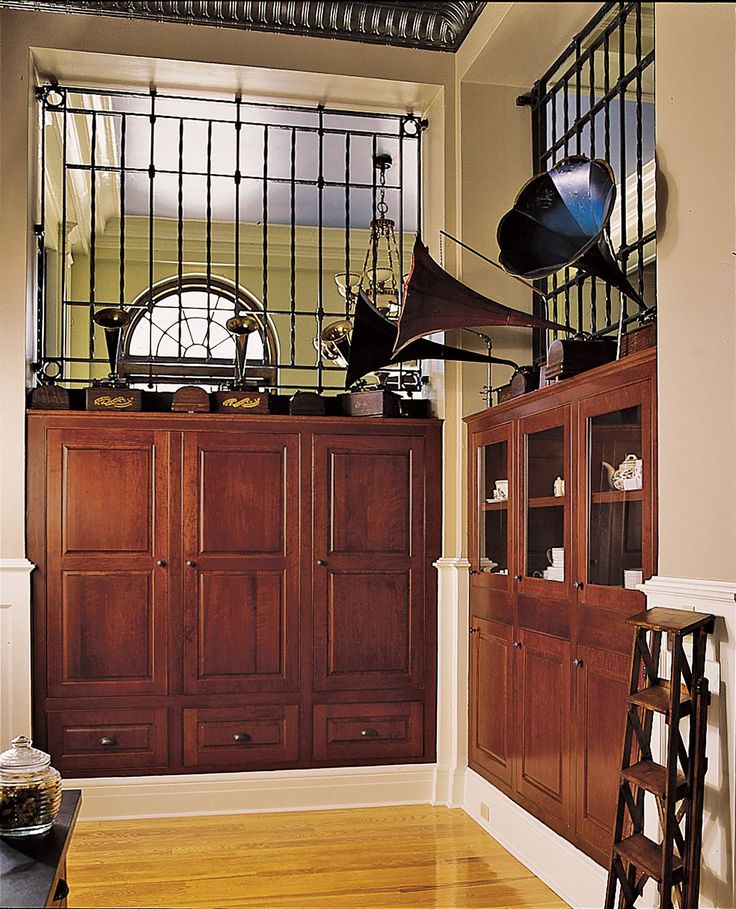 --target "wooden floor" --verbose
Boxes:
[67,804,569,908]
